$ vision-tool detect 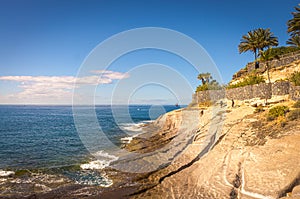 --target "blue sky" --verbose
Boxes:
[0,0,298,104]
